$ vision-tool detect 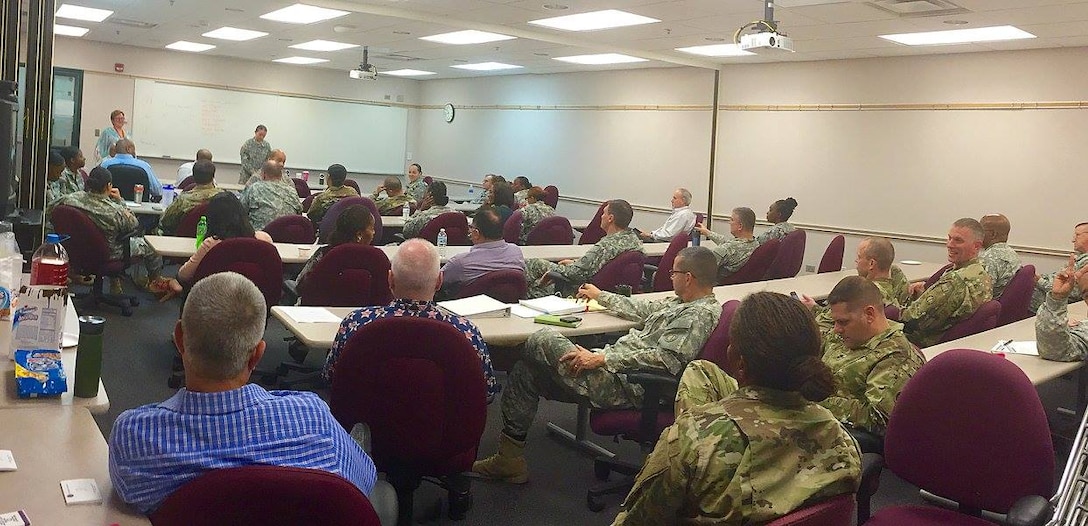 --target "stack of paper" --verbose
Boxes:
[438,295,511,318]
[990,340,1039,356]
[519,296,586,316]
